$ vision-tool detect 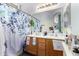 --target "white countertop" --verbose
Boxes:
[26,34,65,41]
